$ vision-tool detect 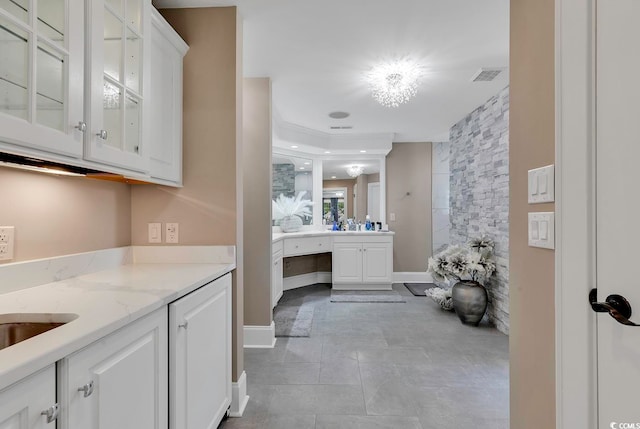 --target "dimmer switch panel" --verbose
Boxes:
[528,213,555,249]
[528,165,555,203]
